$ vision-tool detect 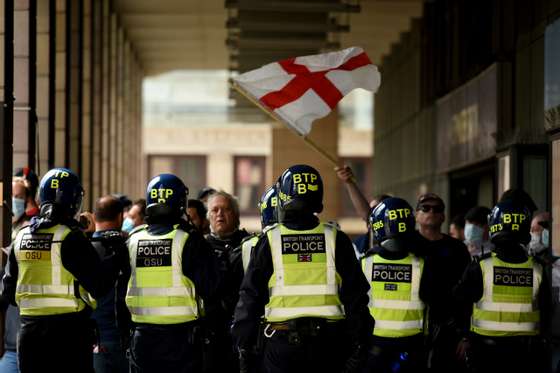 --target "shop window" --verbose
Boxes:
[234,156,266,215]
[148,155,207,199]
